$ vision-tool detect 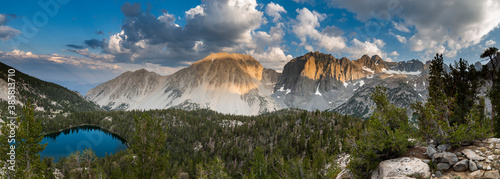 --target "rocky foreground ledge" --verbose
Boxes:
[338,138,500,179]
